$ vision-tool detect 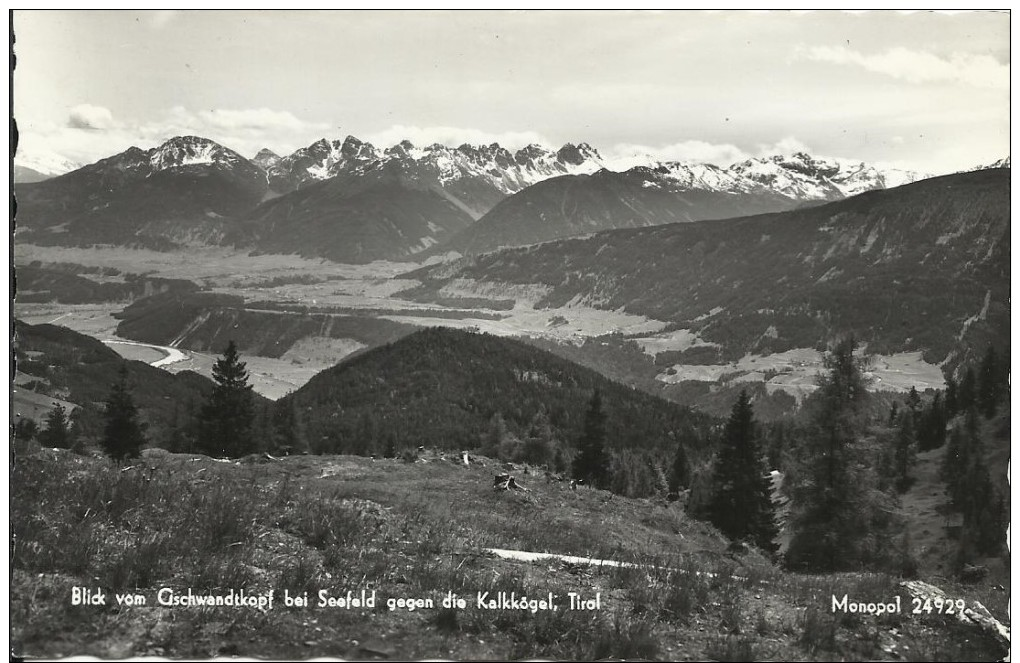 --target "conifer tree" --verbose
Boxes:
[958,366,977,412]
[977,346,1002,418]
[669,438,691,492]
[101,364,147,461]
[786,336,890,571]
[916,391,946,451]
[944,375,959,417]
[573,388,609,489]
[523,410,555,467]
[707,390,778,554]
[892,411,916,492]
[197,340,255,458]
[906,386,921,418]
[39,404,72,449]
